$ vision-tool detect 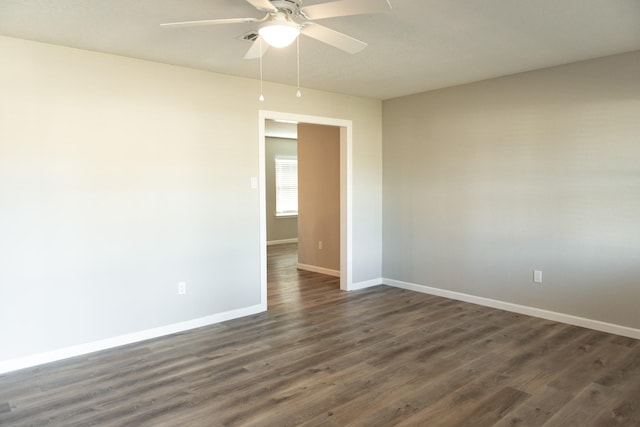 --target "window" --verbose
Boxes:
[275,156,298,216]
